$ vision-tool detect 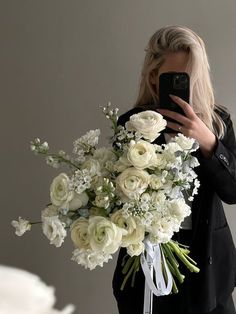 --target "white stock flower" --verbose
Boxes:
[127,140,157,169]
[116,167,150,201]
[42,214,67,248]
[50,173,74,209]
[88,216,126,255]
[127,242,145,257]
[110,209,145,247]
[71,248,112,270]
[125,110,167,142]
[70,217,90,249]
[11,217,31,236]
